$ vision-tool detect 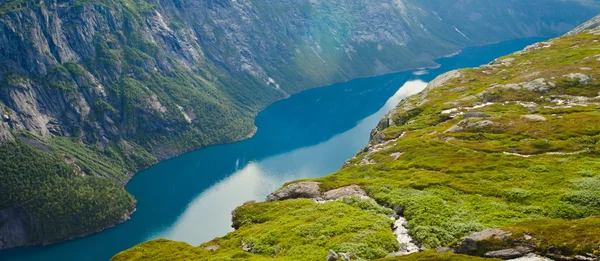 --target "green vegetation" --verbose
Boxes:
[113,198,398,261]
[0,140,135,242]
[312,32,600,249]
[113,28,600,260]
